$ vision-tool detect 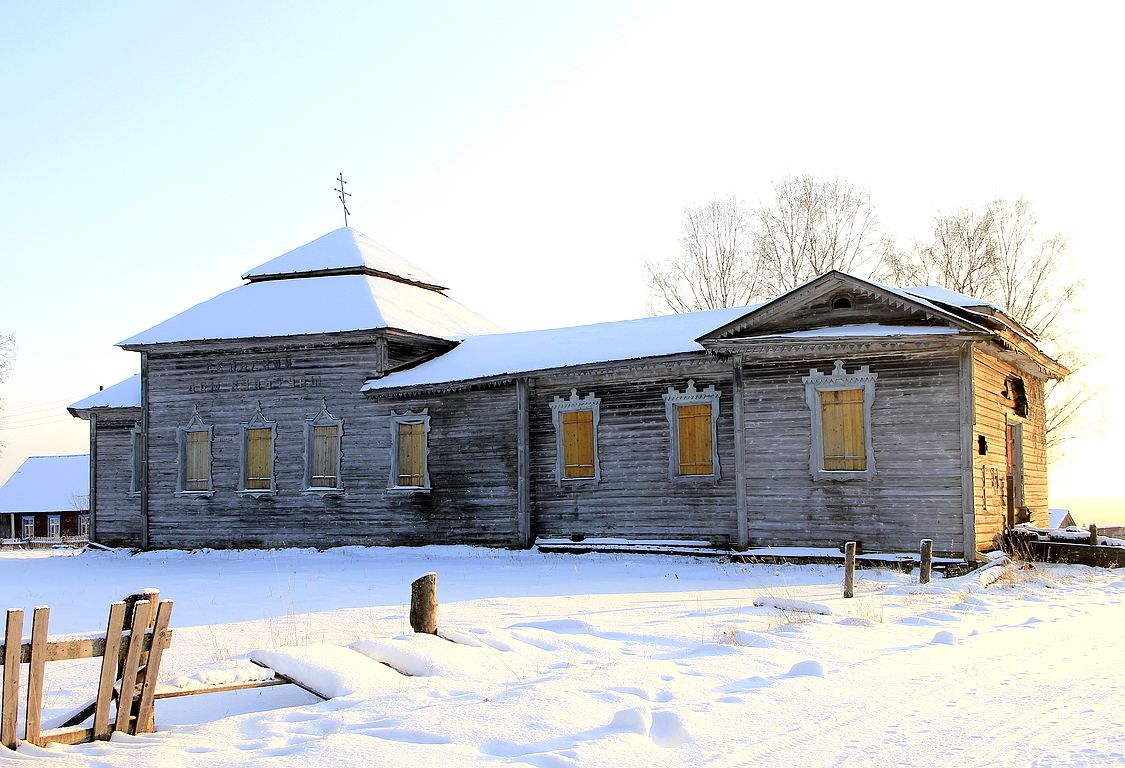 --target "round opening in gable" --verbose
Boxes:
[832,296,853,310]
